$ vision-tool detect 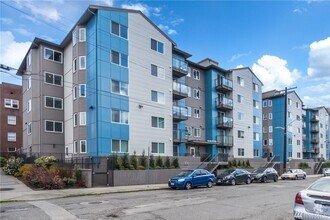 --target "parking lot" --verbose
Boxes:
[1,176,321,220]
